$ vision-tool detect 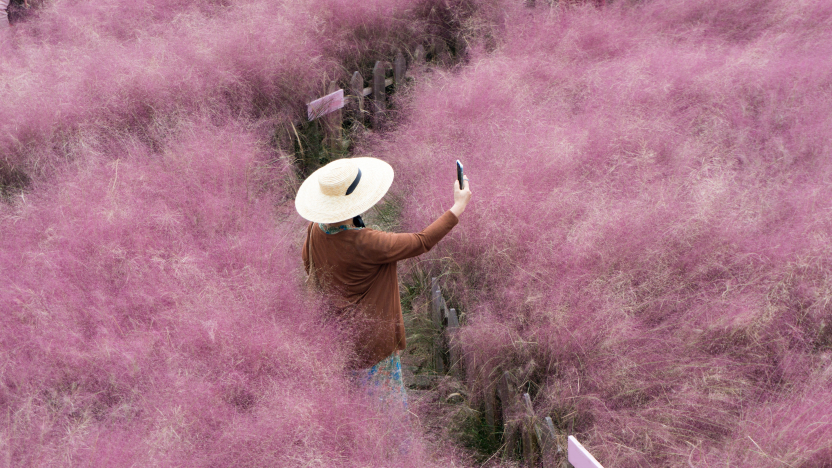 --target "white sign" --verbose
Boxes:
[307,88,344,121]
[568,435,604,468]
